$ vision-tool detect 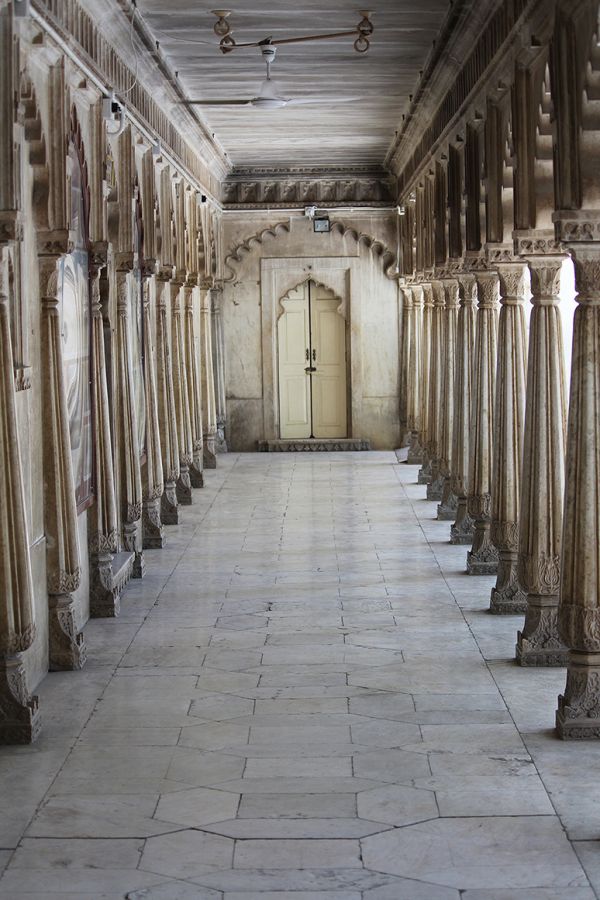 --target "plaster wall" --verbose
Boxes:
[222,212,401,451]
